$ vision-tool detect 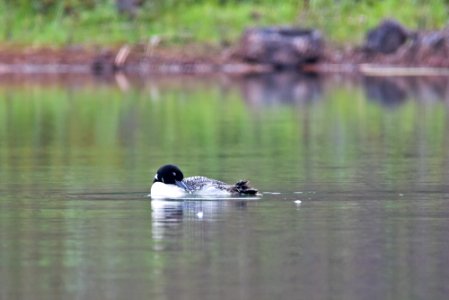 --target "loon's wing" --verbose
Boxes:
[184,176,258,195]
[184,176,229,191]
